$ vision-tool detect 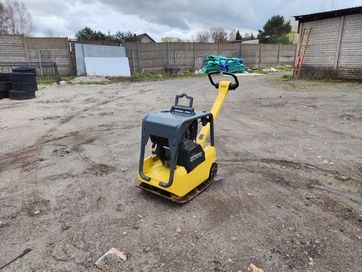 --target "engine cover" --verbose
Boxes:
[177,141,205,173]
